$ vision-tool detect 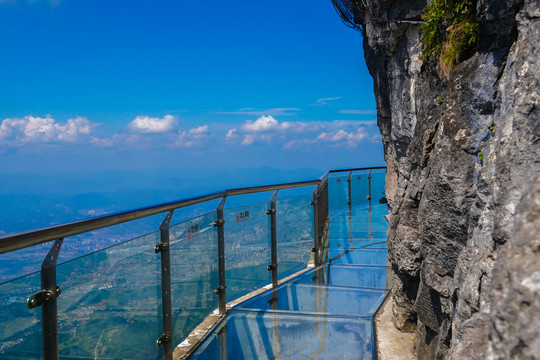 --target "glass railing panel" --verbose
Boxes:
[224,203,271,301]
[276,194,313,279]
[351,171,370,207]
[328,175,349,212]
[189,312,375,360]
[55,231,163,359]
[169,211,219,347]
[370,169,387,204]
[0,272,41,359]
[0,241,57,285]
[234,283,388,318]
